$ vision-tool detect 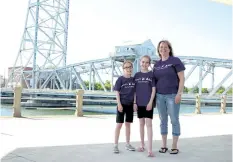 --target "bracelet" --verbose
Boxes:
[133,103,136,104]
